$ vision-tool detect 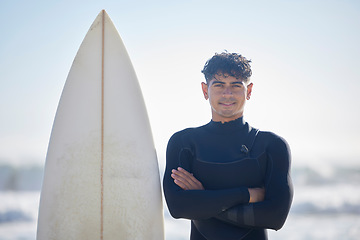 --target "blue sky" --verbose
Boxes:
[0,0,359,167]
